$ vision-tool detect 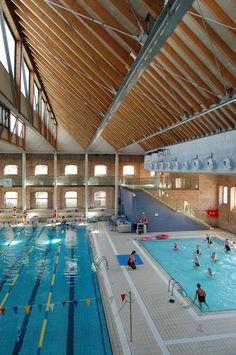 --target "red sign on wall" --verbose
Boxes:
[207,209,218,217]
